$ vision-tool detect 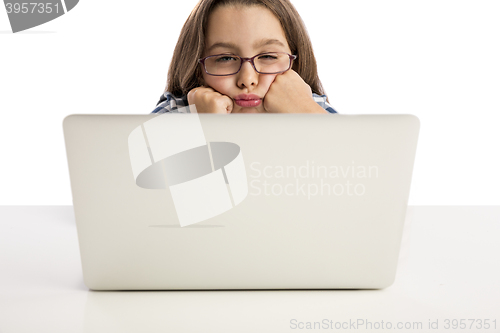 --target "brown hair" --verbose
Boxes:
[165,0,327,99]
